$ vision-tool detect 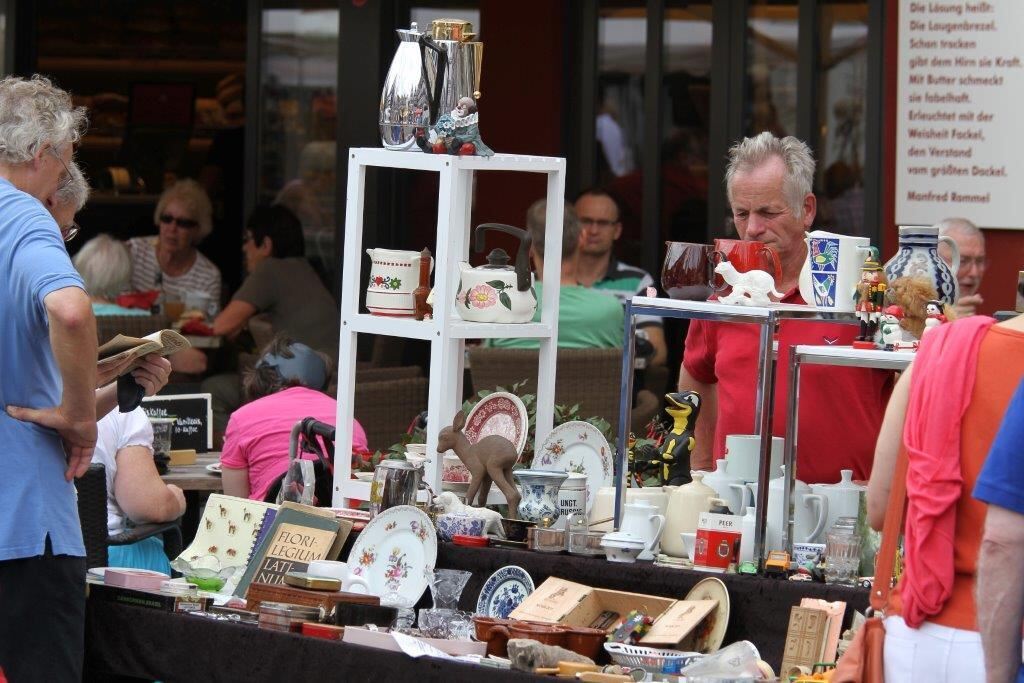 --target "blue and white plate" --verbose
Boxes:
[476,565,534,619]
